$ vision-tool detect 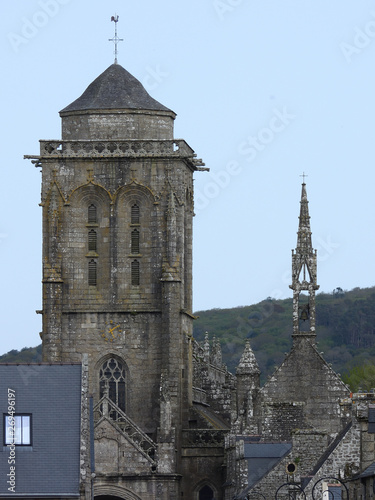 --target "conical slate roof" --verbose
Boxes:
[60,64,173,114]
